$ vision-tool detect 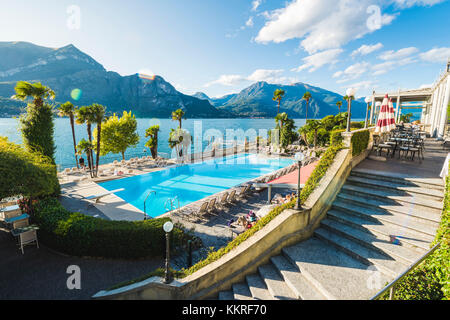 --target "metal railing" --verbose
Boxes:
[164,196,180,213]
[371,242,441,300]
